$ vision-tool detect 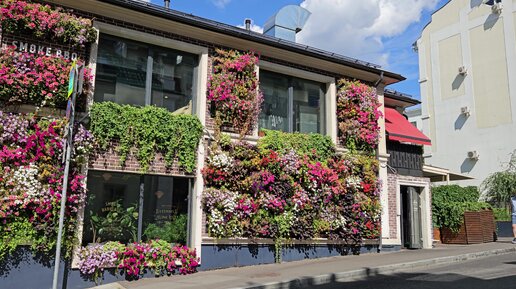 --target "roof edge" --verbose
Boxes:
[94,0,405,82]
